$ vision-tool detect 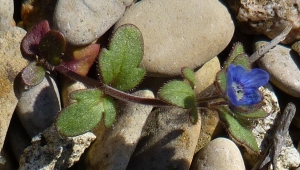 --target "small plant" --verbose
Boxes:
[20,20,270,153]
